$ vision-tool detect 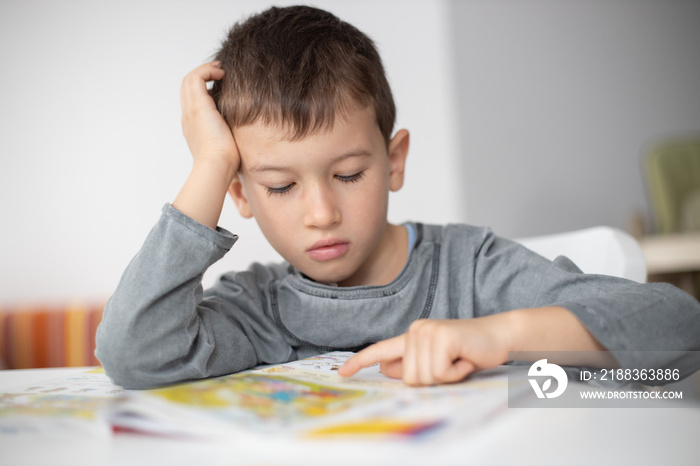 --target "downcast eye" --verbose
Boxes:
[336,171,365,183]
[266,183,295,196]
